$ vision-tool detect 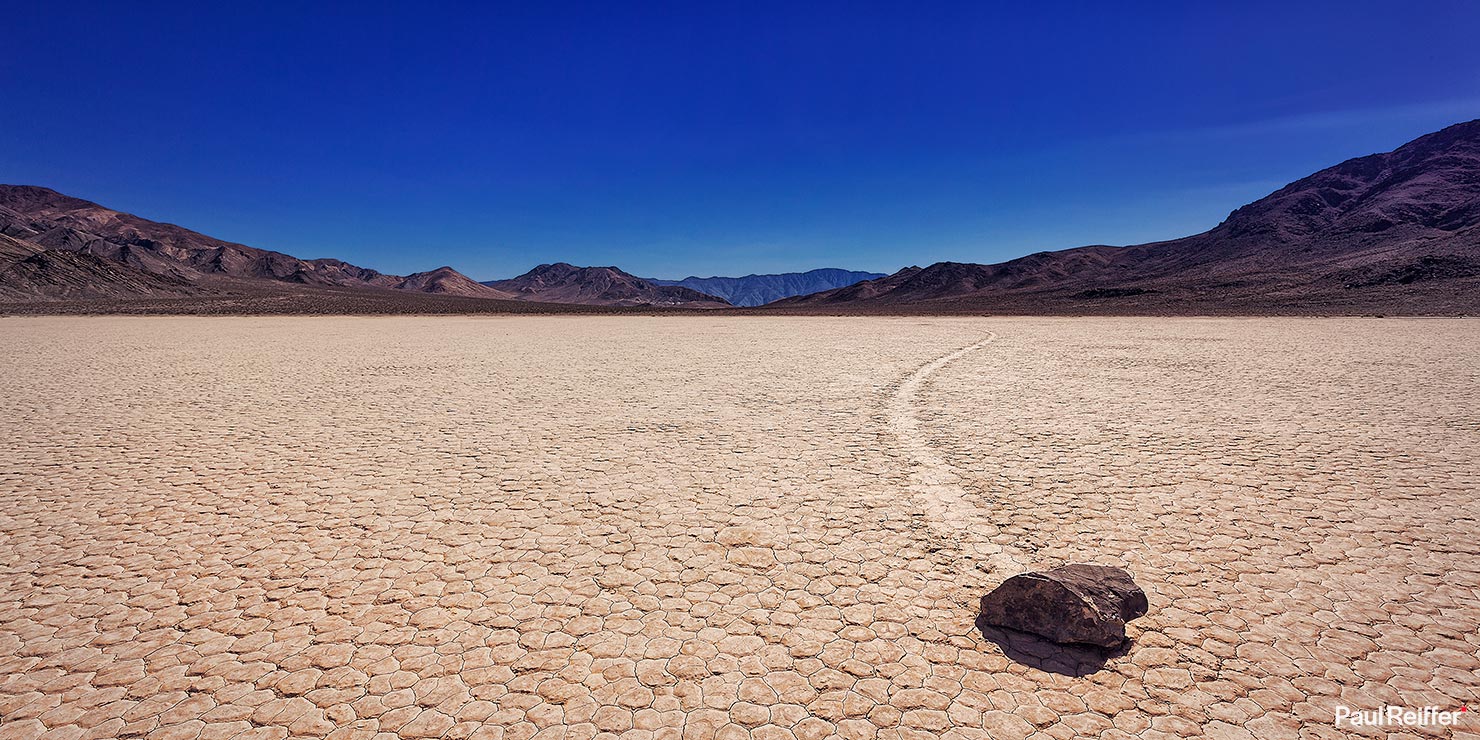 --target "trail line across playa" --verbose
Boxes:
[884,329,1023,575]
